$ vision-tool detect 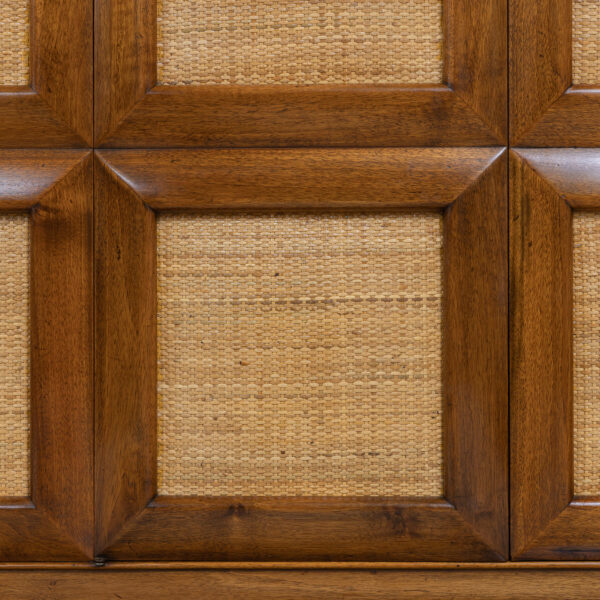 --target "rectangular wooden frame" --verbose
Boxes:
[0,0,92,147]
[511,148,600,559]
[0,151,93,559]
[94,147,508,561]
[95,0,507,147]
[510,0,600,146]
